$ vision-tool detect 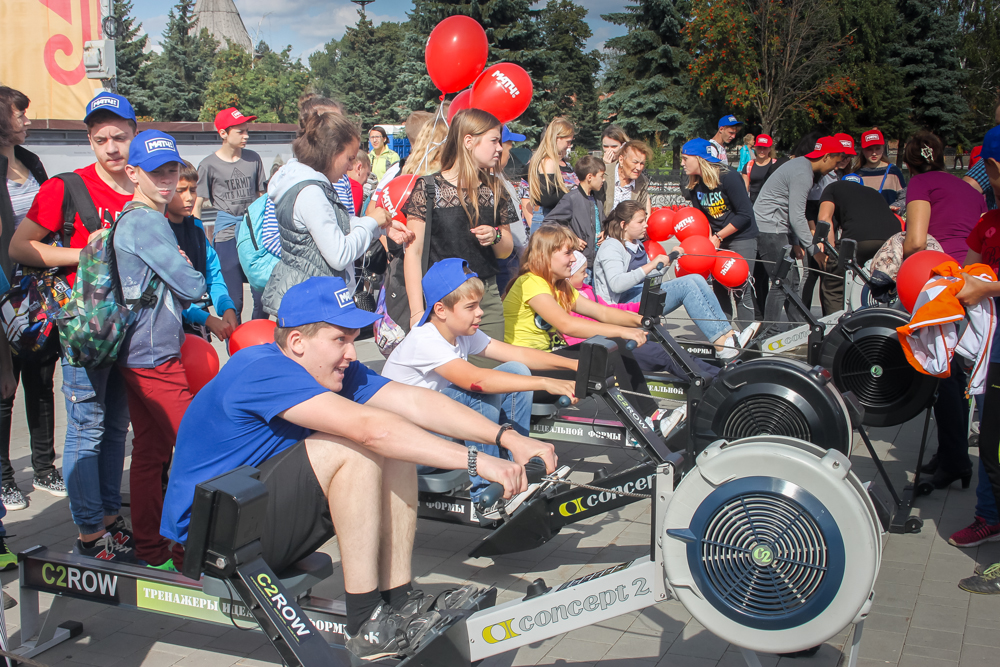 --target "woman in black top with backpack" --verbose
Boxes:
[402,109,516,344]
